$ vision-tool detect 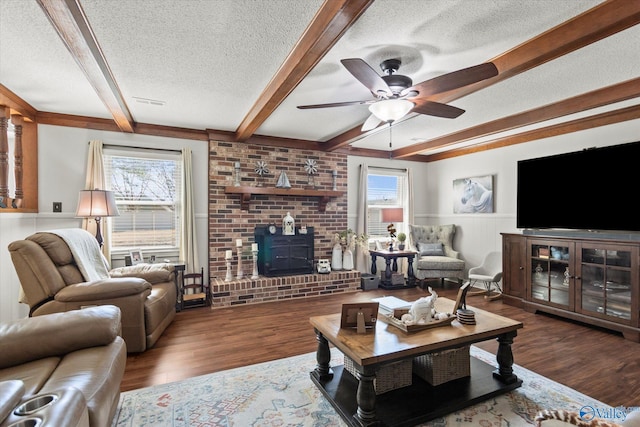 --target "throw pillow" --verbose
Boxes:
[417,242,444,256]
